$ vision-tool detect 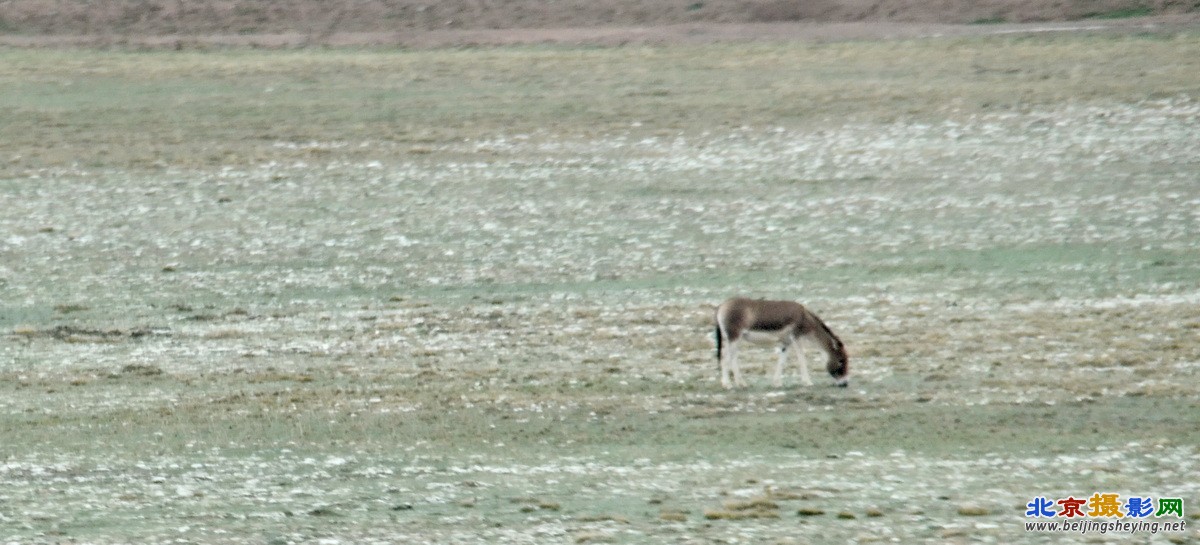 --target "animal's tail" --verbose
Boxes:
[714,324,723,368]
